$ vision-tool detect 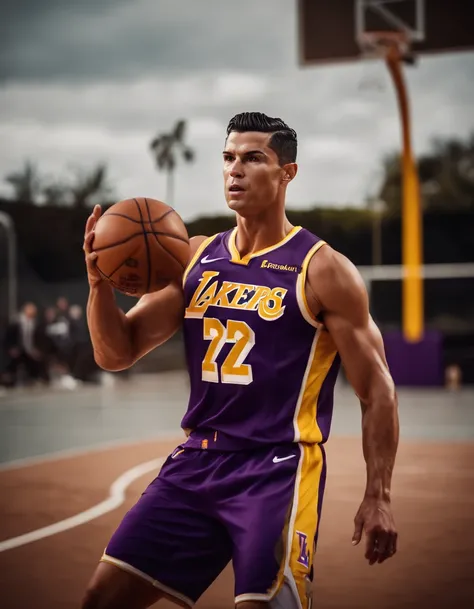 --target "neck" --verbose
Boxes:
[234,206,294,258]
